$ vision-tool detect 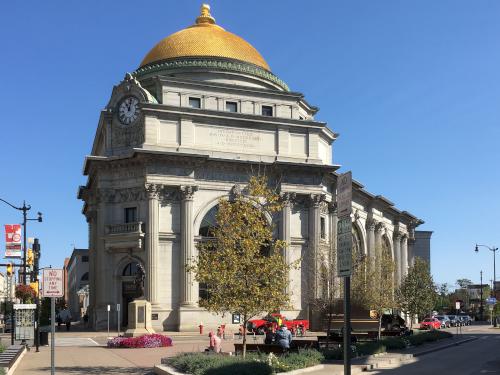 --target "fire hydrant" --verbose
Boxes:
[199,322,204,335]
